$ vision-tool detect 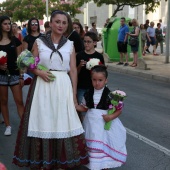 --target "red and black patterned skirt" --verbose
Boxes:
[13,77,89,170]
